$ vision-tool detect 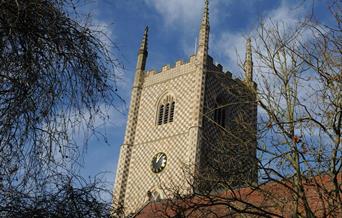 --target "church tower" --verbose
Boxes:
[113,0,257,215]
